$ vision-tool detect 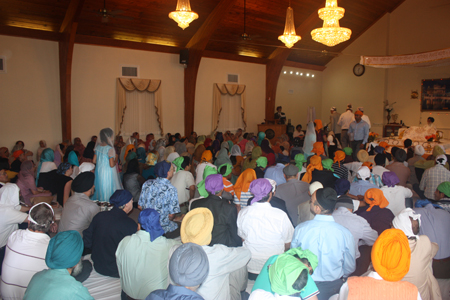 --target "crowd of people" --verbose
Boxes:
[0,105,449,300]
